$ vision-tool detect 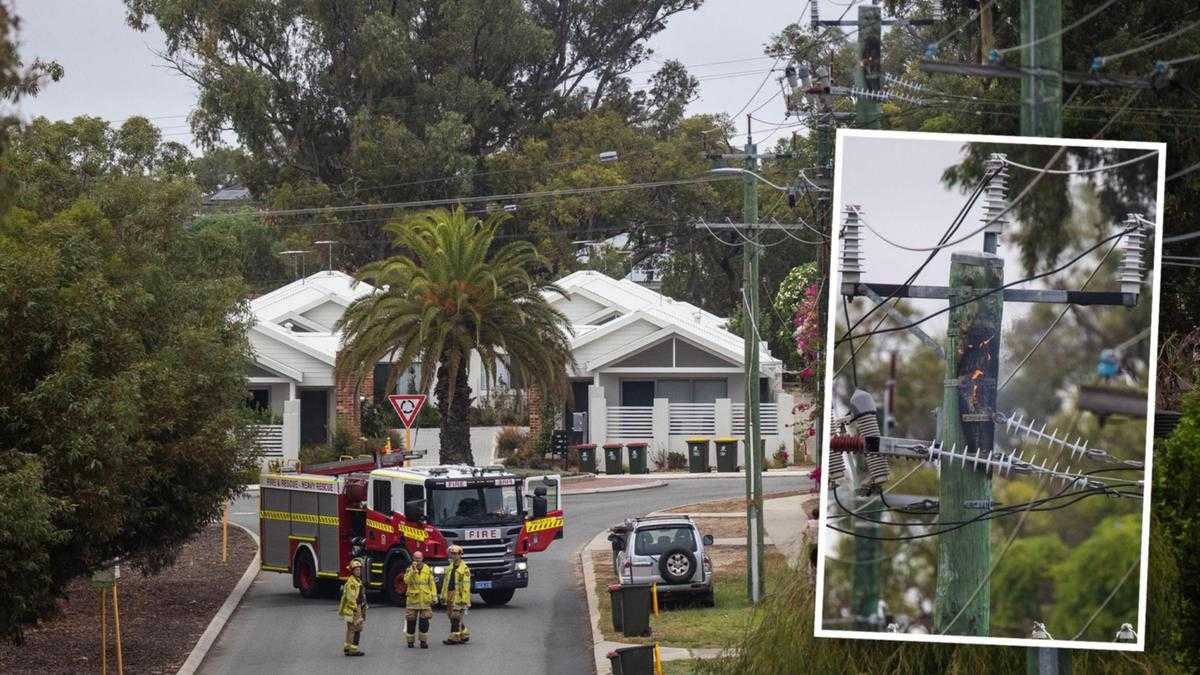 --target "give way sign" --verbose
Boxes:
[387,394,426,429]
